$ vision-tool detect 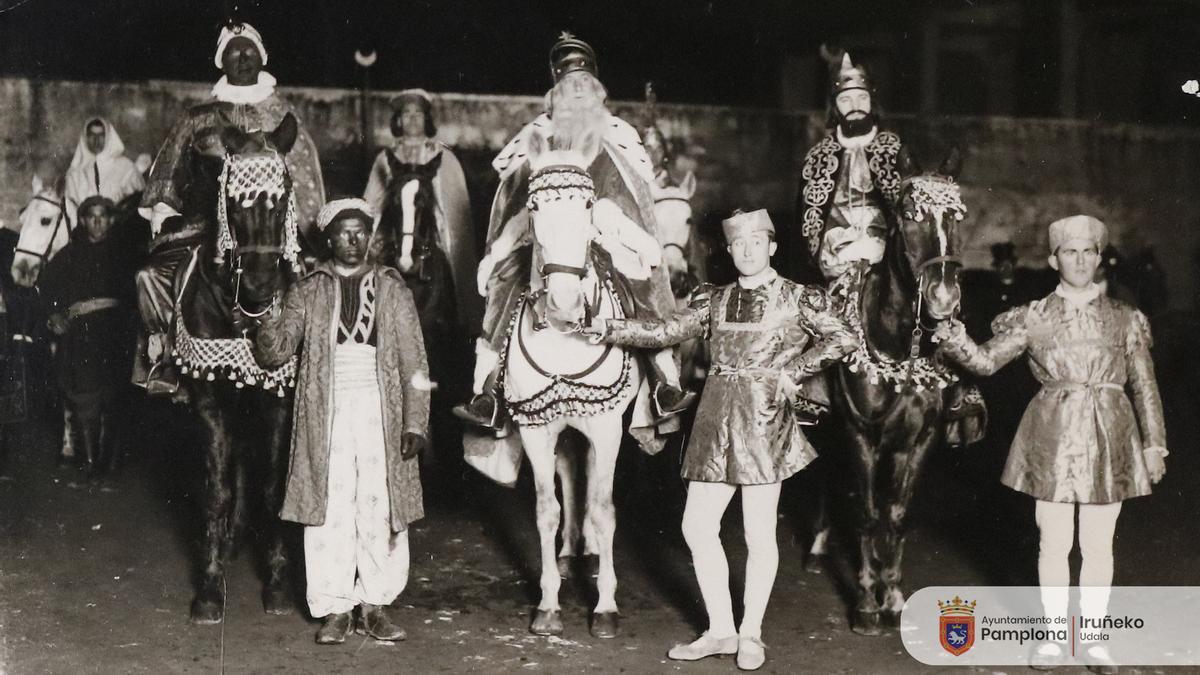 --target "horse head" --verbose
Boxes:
[895,147,967,321]
[12,176,71,288]
[525,126,601,332]
[208,112,300,319]
[650,171,698,296]
[379,151,442,277]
